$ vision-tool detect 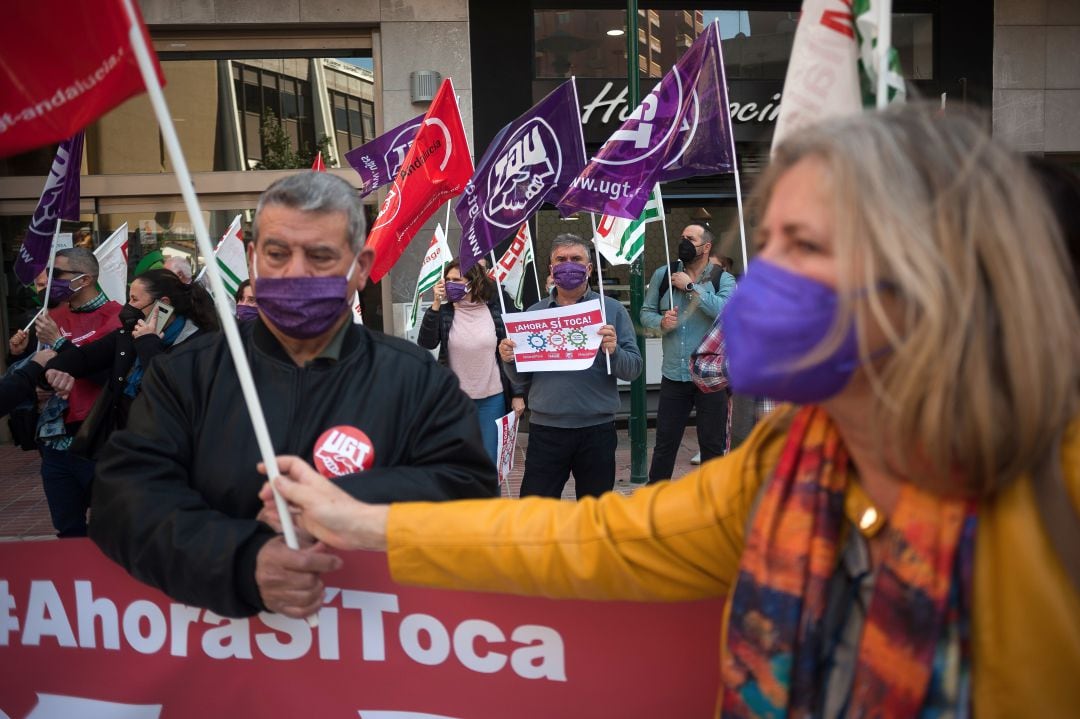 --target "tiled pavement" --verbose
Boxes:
[0,429,701,540]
